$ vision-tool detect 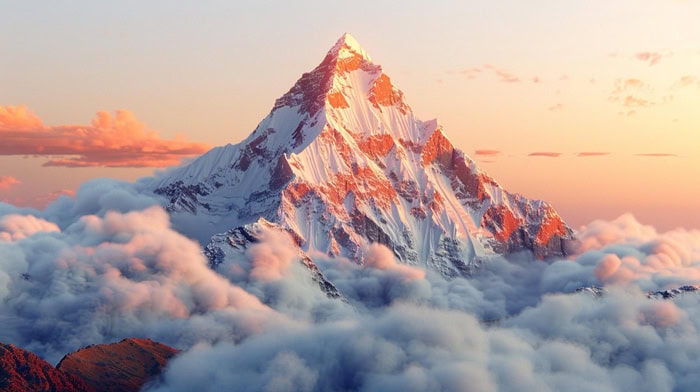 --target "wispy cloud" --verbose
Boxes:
[611,78,648,96]
[0,105,210,168]
[460,67,483,80]
[609,78,655,114]
[458,65,557,85]
[474,149,501,156]
[459,65,525,83]
[635,153,677,157]
[672,75,700,89]
[622,78,645,89]
[635,51,664,66]
[623,95,653,108]
[0,176,21,189]
[577,152,610,157]
[547,103,564,111]
[528,152,561,158]
[484,64,520,83]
